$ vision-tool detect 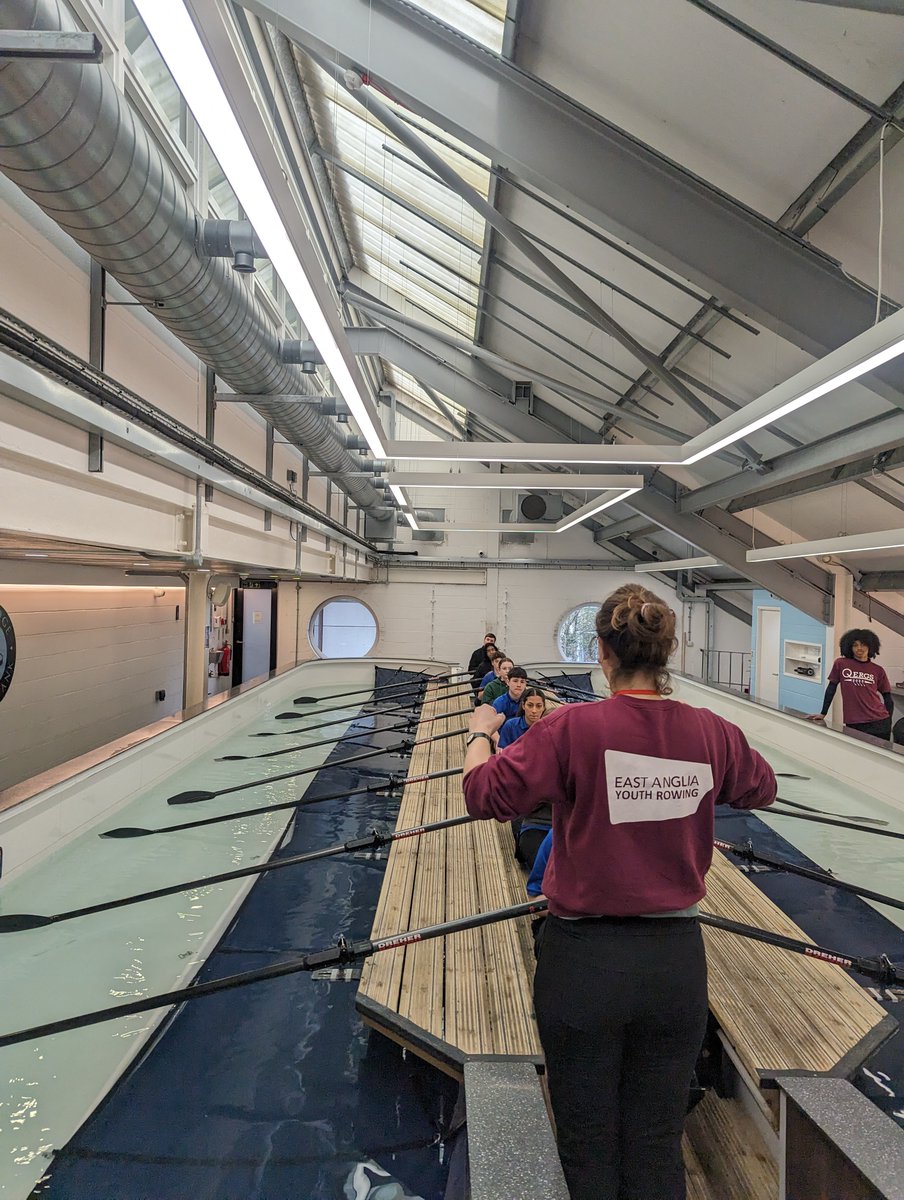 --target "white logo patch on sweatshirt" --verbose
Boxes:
[605,750,714,825]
